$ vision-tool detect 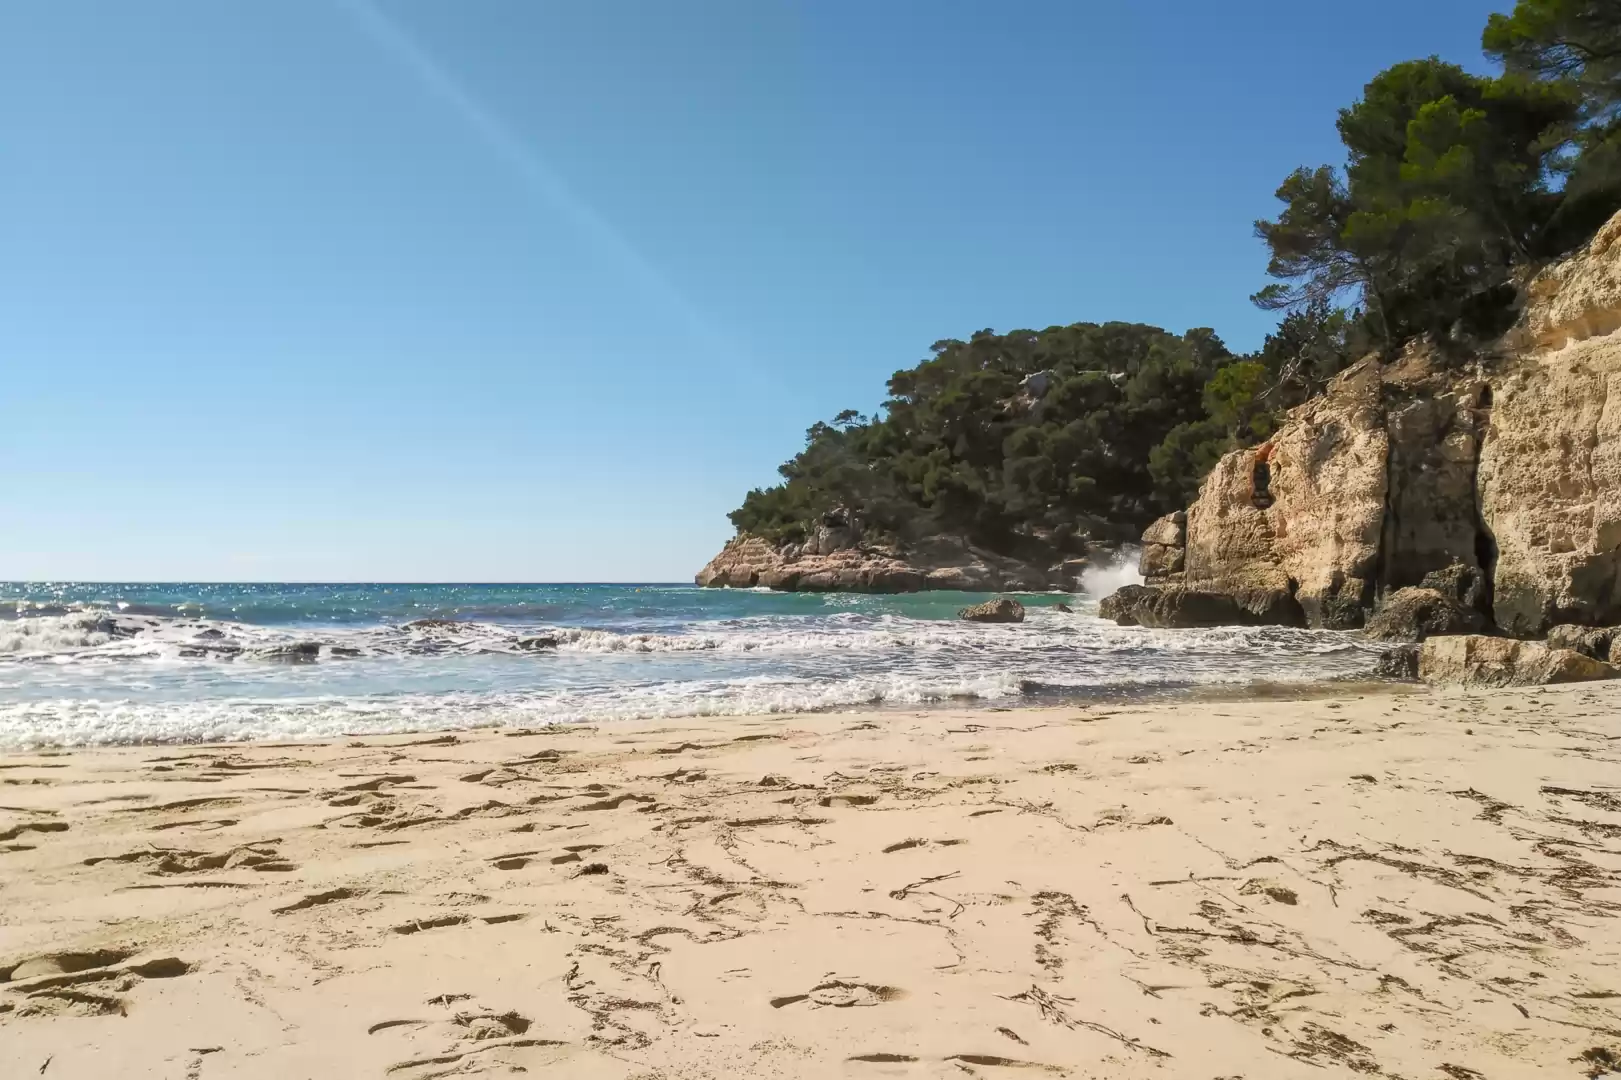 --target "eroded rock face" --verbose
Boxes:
[1105,210,1621,639]
[1172,359,1391,631]
[1476,215,1621,635]
[1418,635,1617,687]
[1138,512,1186,582]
